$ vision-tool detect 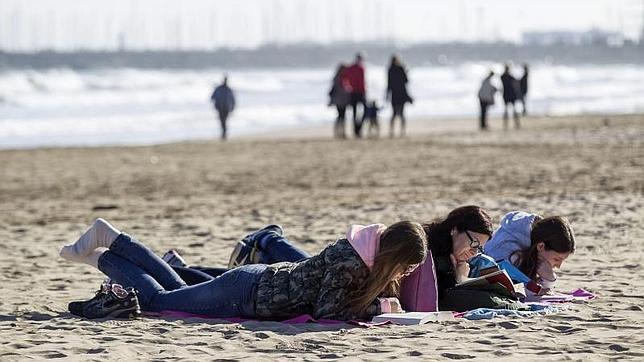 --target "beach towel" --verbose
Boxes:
[524,288,596,303]
[460,303,557,320]
[144,311,345,324]
[144,311,386,327]
[144,289,595,325]
[458,289,596,320]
